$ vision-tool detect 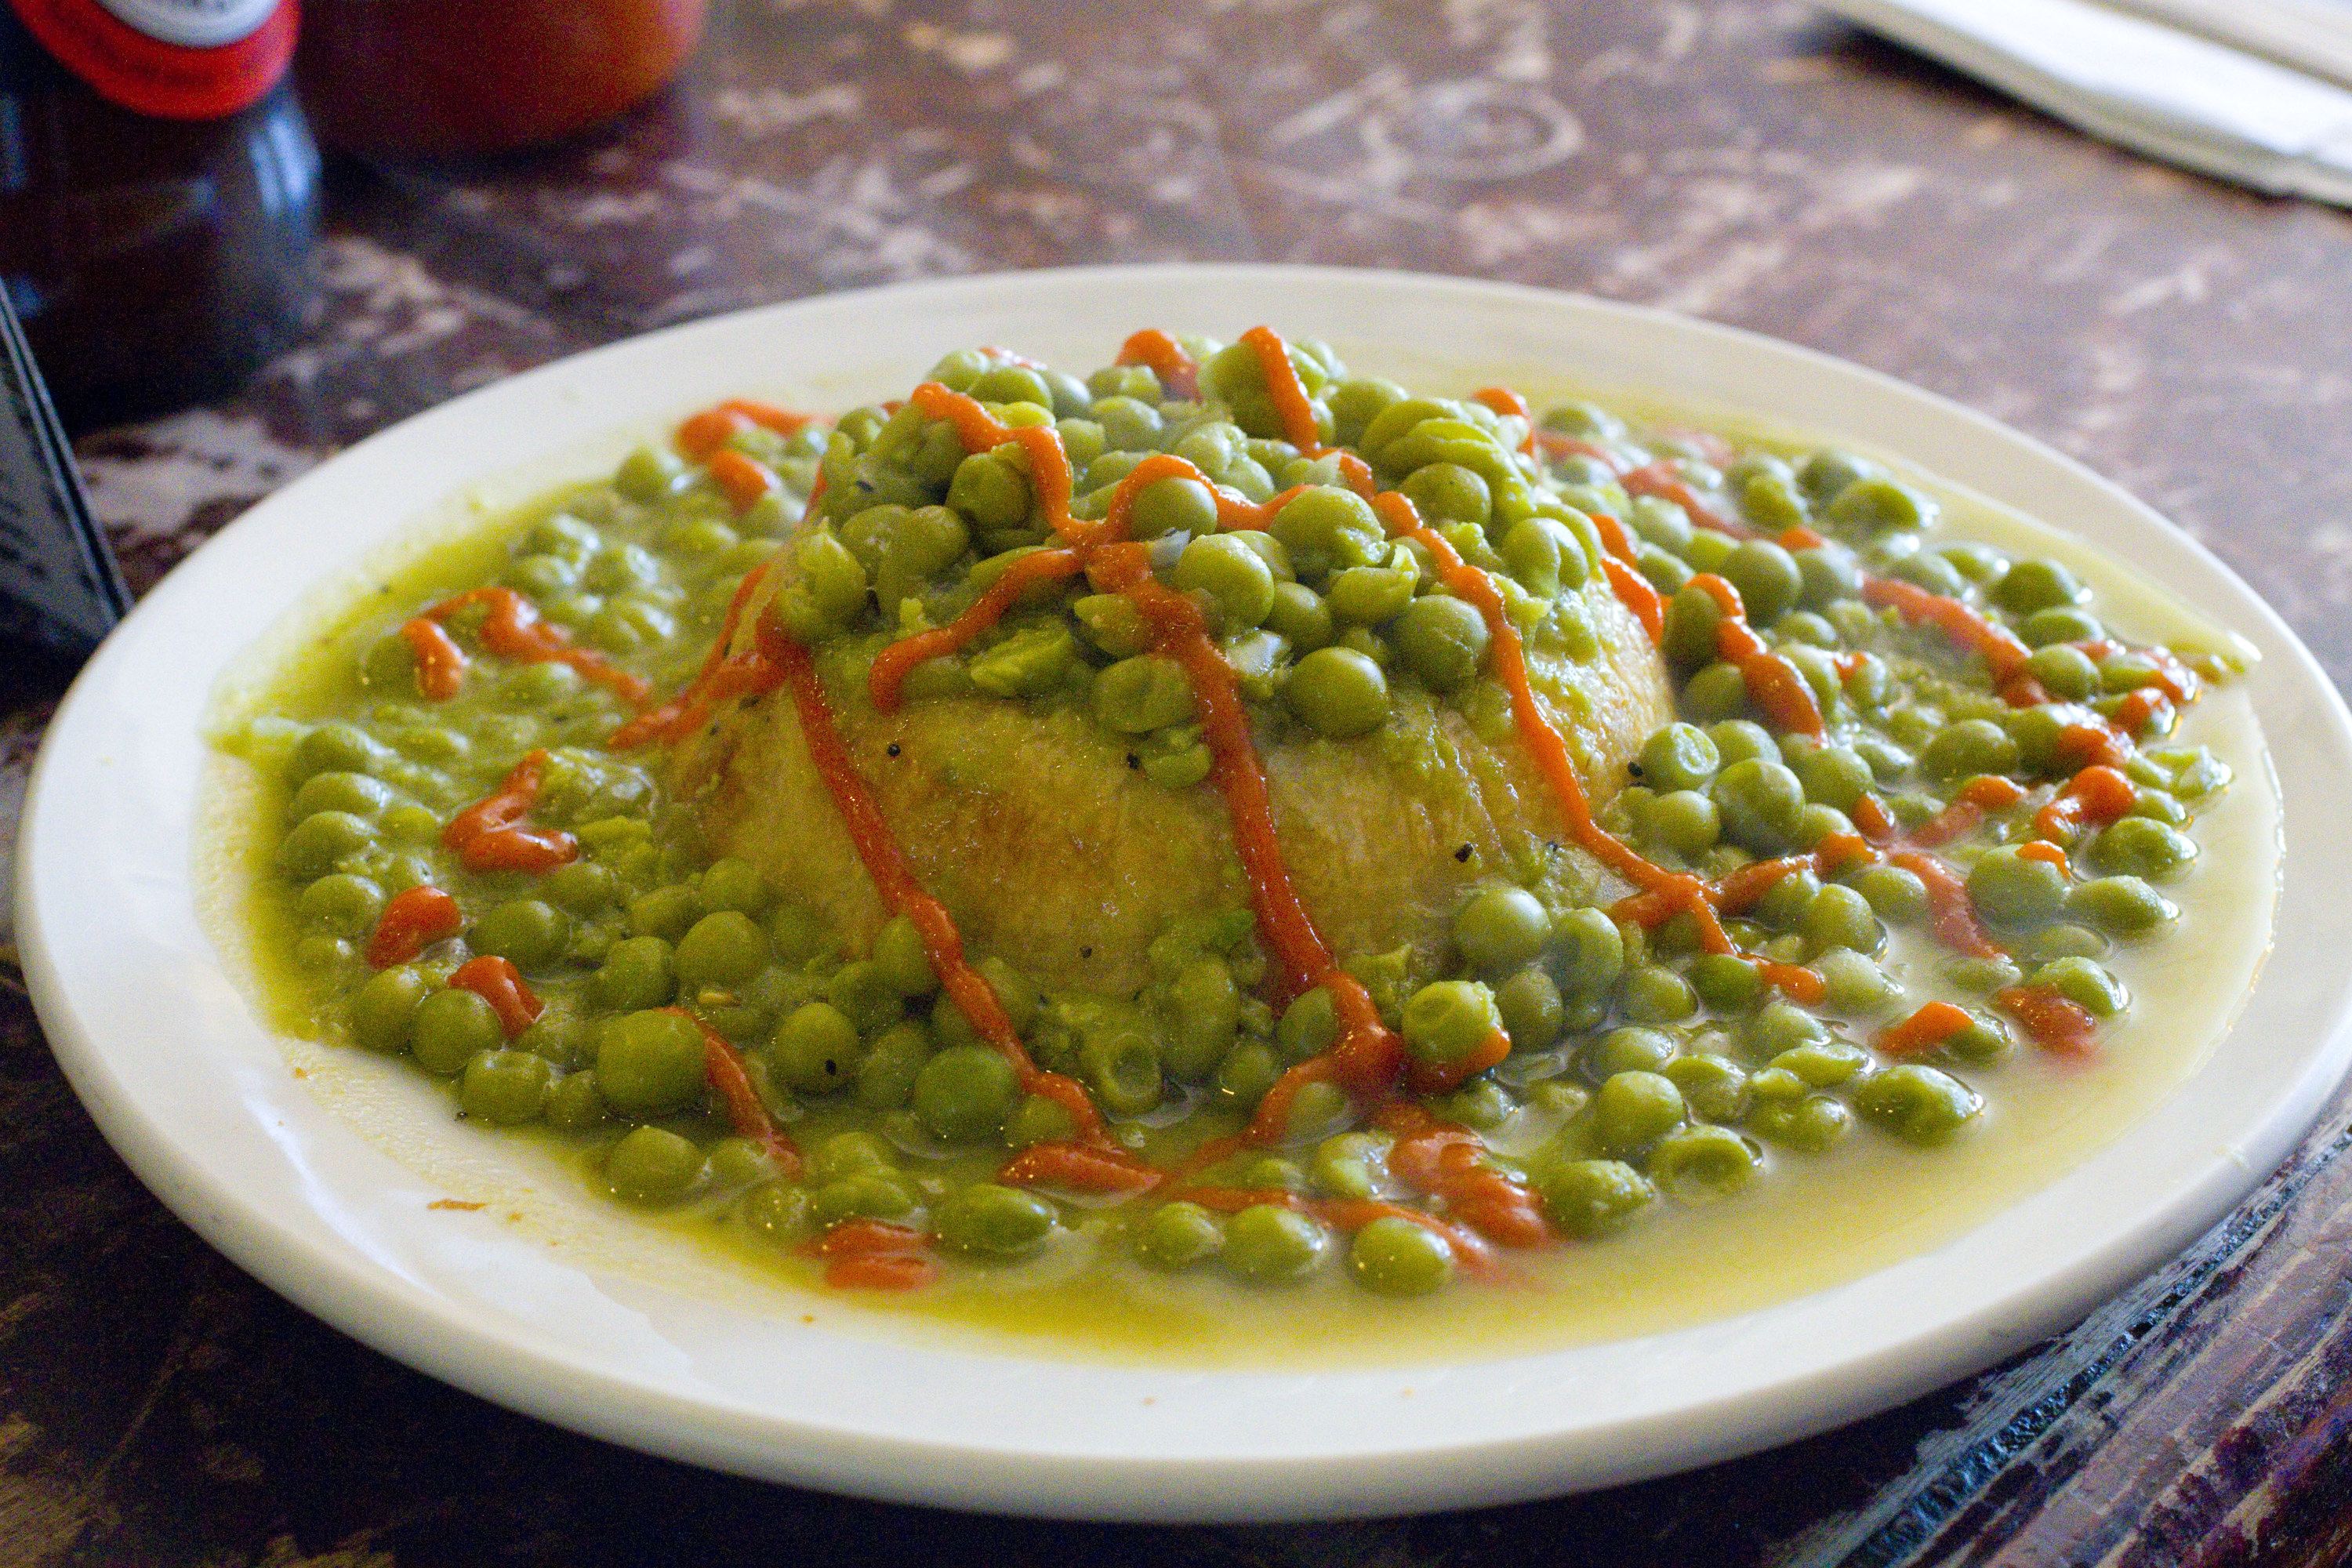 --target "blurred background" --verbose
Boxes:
[4,2,2352,1564]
